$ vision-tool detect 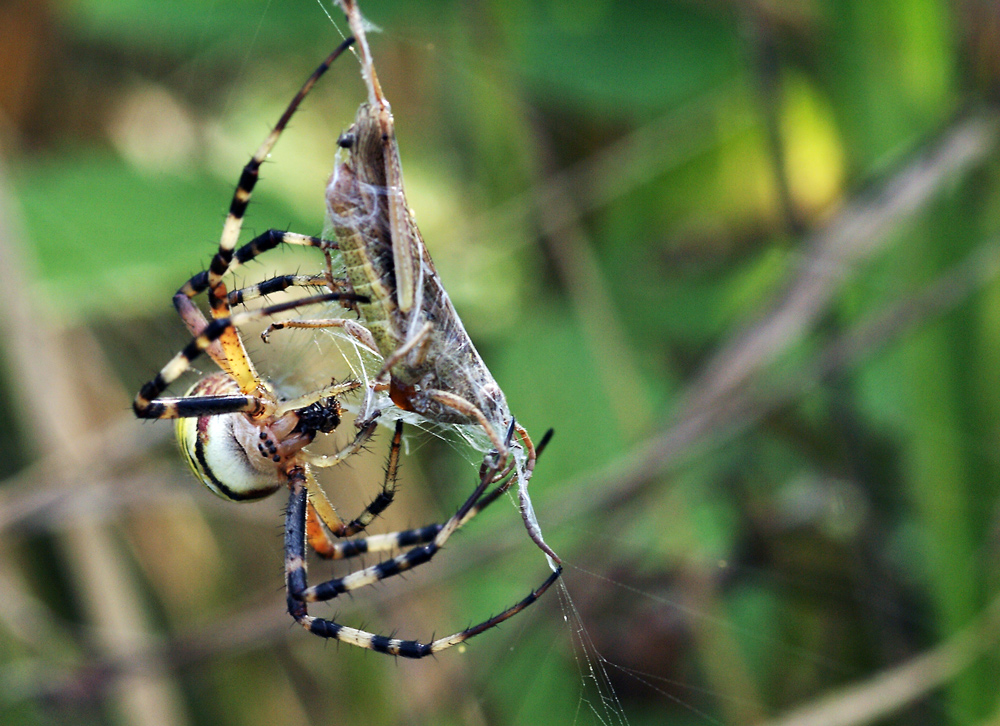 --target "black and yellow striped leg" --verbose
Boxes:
[134,291,363,420]
[315,524,443,561]
[227,274,334,307]
[204,39,354,308]
[285,467,561,658]
[170,230,344,383]
[340,419,402,536]
[311,461,520,562]
[313,427,553,561]
[306,420,402,558]
[175,230,334,305]
[302,454,509,602]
